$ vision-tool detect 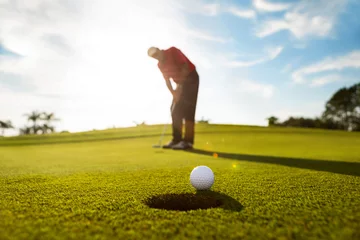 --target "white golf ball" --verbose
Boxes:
[190,166,214,190]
